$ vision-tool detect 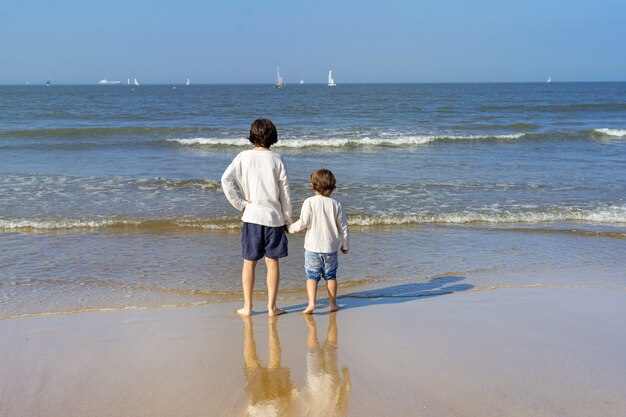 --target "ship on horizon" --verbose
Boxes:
[275,66,285,88]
